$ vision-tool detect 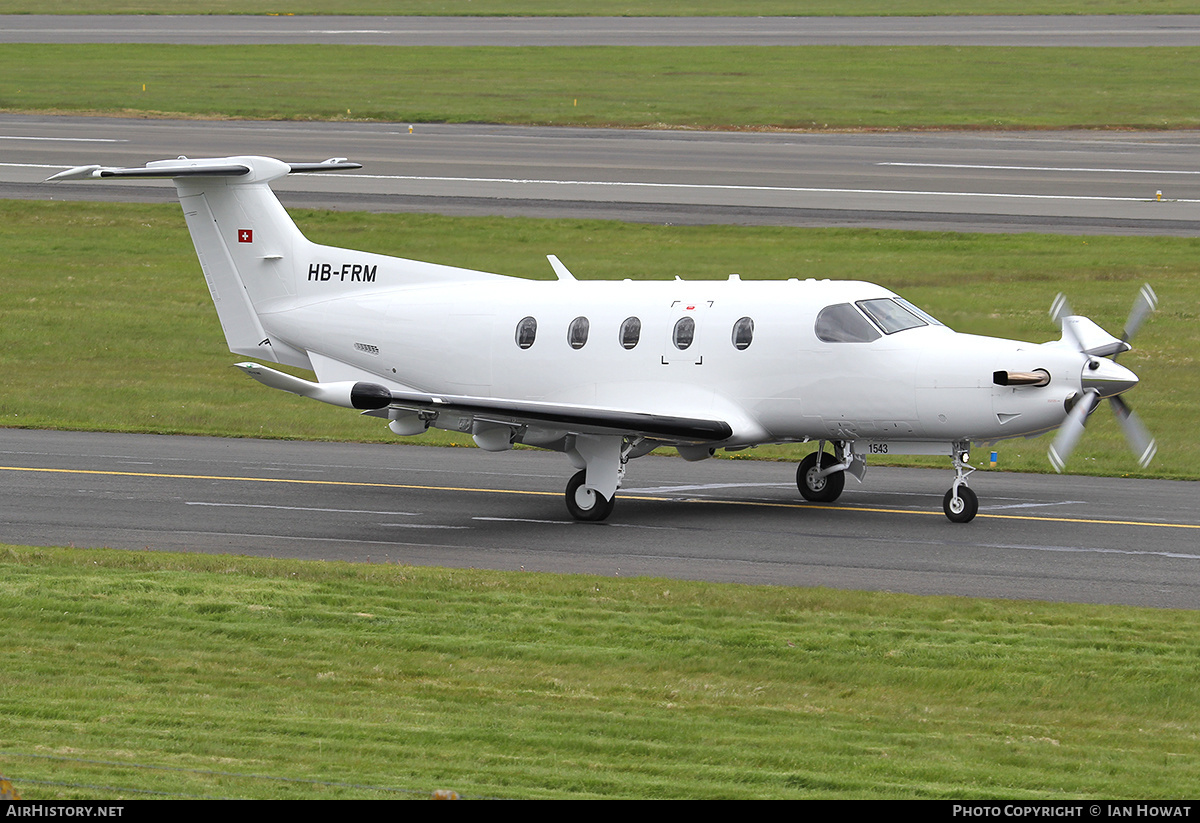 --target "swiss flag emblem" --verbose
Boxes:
[238,229,253,243]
